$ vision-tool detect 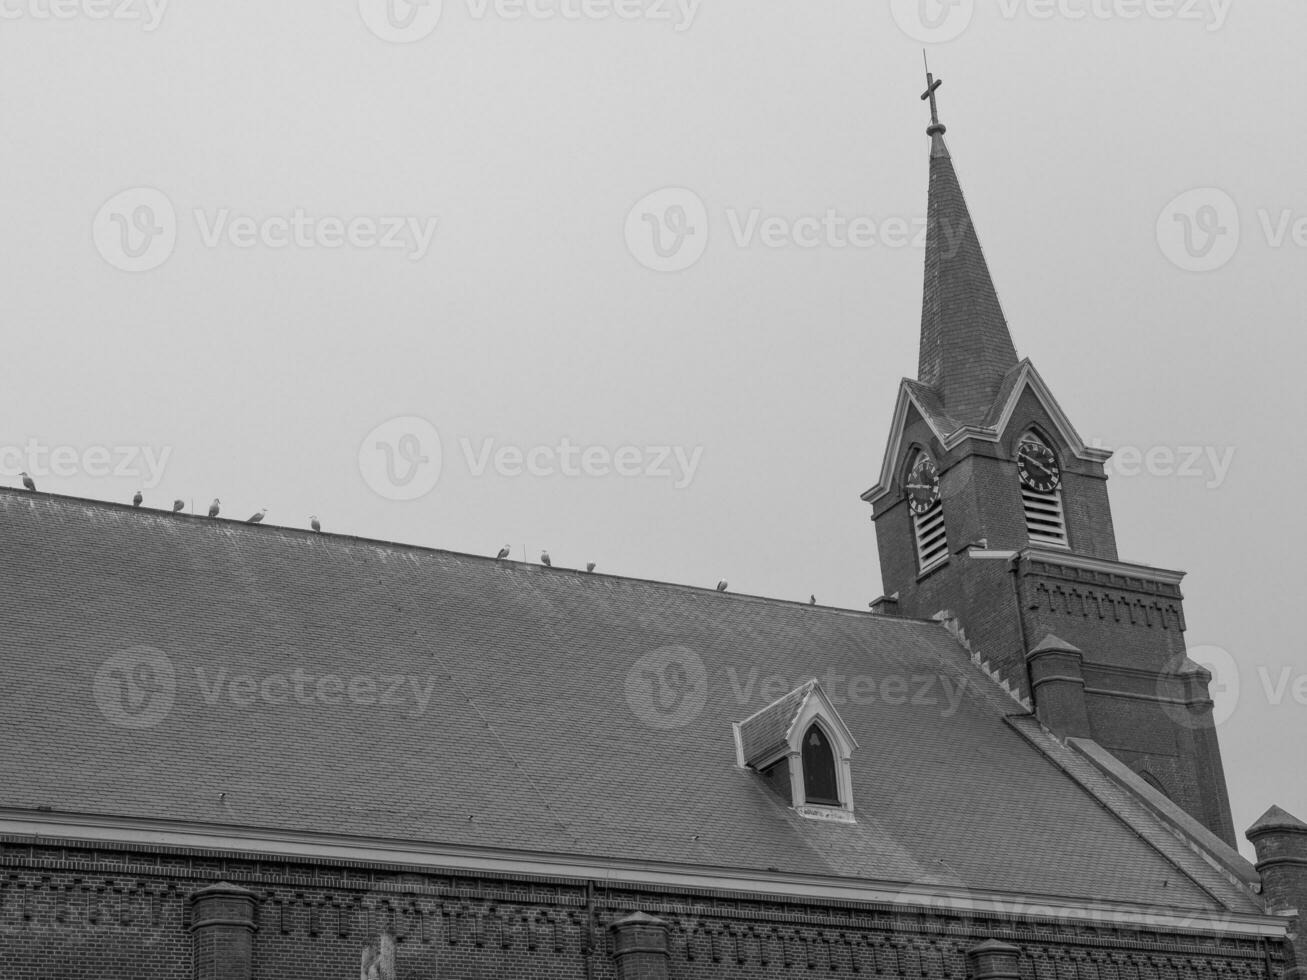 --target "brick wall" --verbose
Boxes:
[0,840,1290,980]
